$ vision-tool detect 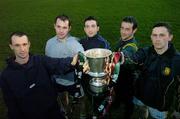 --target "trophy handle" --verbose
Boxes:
[78,51,87,65]
[119,52,125,64]
[110,52,125,83]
